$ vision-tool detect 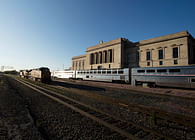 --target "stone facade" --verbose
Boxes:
[71,31,195,70]
[72,54,86,70]
[137,31,195,67]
